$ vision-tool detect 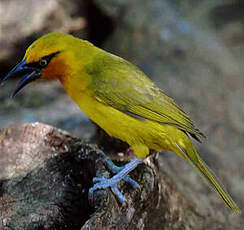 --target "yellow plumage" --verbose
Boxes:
[4,33,240,212]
